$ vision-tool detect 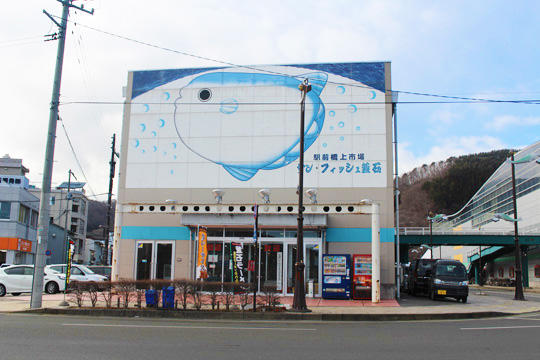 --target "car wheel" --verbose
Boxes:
[45,281,59,294]
[12,293,21,296]
[0,284,6,297]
